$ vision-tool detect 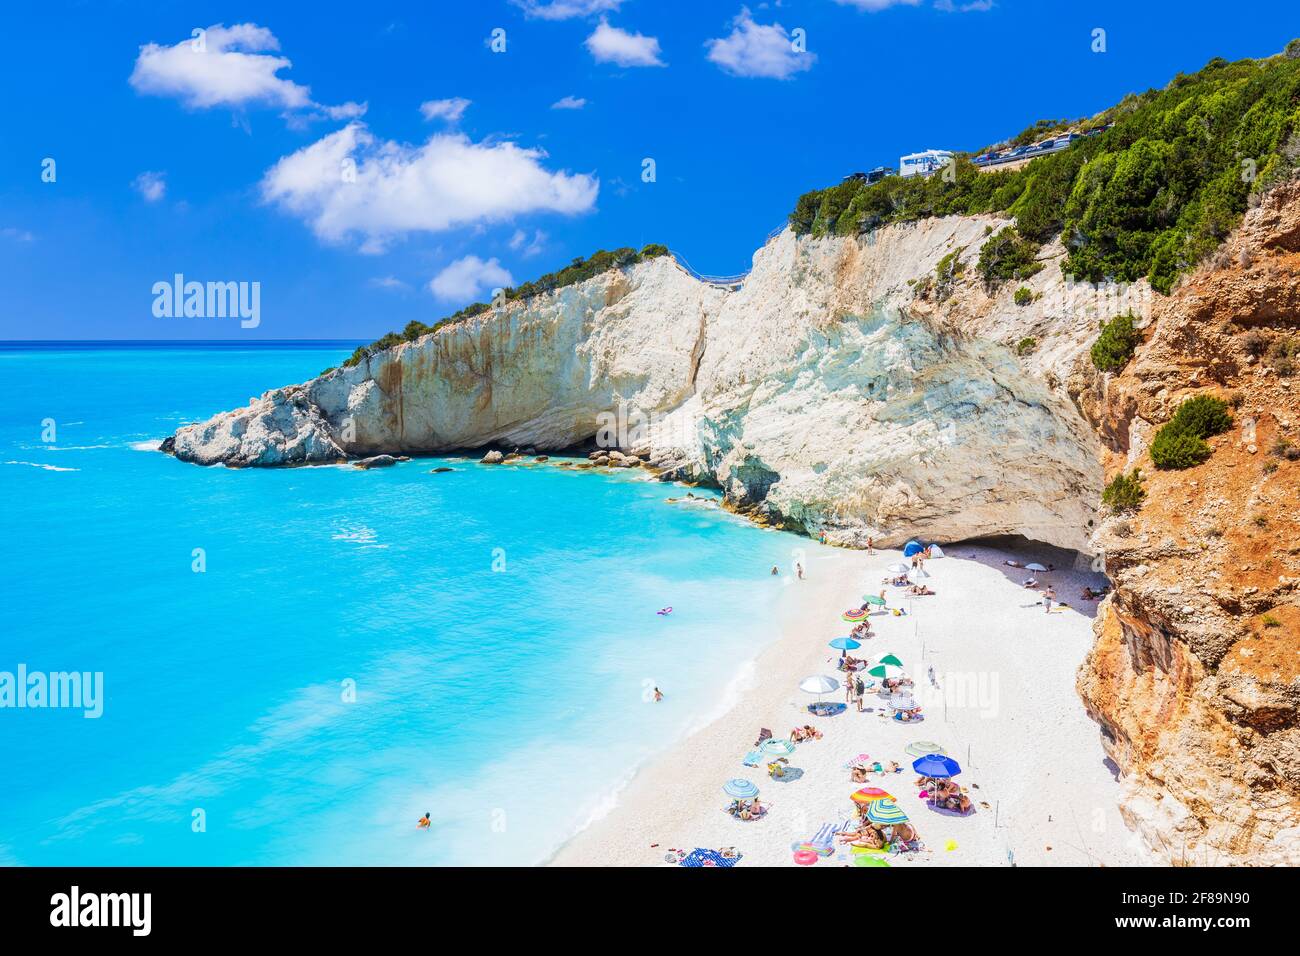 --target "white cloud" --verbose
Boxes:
[705,9,816,79]
[369,276,410,291]
[133,171,167,202]
[585,20,665,67]
[260,123,599,253]
[551,95,587,110]
[934,0,994,10]
[429,256,513,302]
[419,97,471,123]
[512,0,624,19]
[129,23,365,120]
[1,227,35,242]
[833,0,922,10]
[509,228,548,257]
